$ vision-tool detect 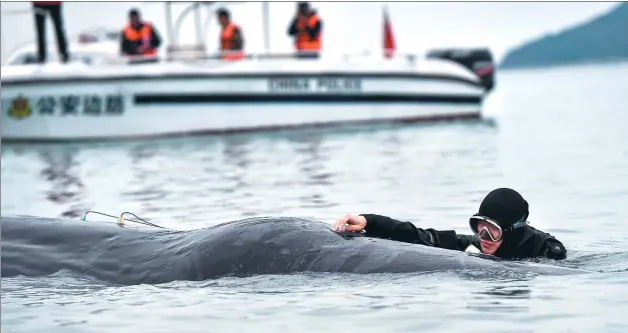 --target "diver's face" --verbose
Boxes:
[476,221,503,255]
